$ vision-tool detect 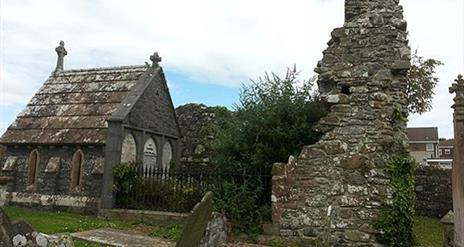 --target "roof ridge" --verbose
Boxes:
[54,65,148,75]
